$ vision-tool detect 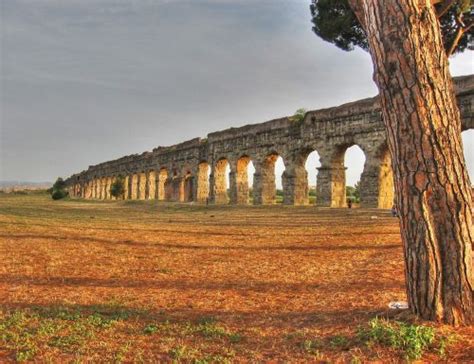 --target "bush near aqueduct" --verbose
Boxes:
[110,176,125,199]
[50,178,68,200]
